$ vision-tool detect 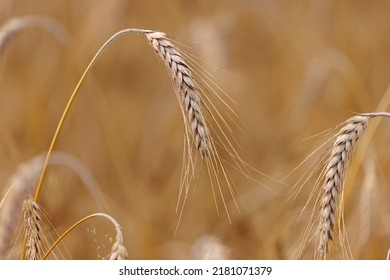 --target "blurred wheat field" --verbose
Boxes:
[1,0,390,260]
